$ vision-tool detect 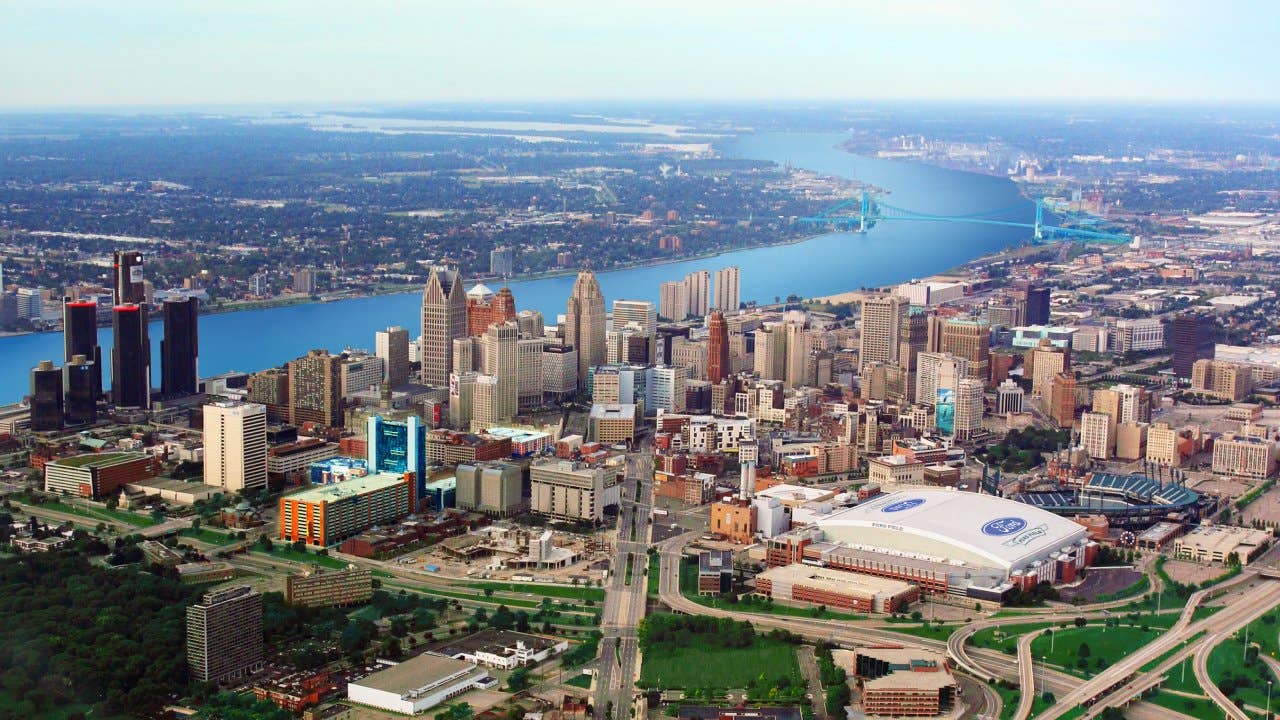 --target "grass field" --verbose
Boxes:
[179,527,237,545]
[470,580,605,602]
[34,500,156,528]
[883,623,959,643]
[639,639,800,690]
[564,673,592,689]
[1146,689,1221,720]
[1030,625,1162,675]
[255,546,349,569]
